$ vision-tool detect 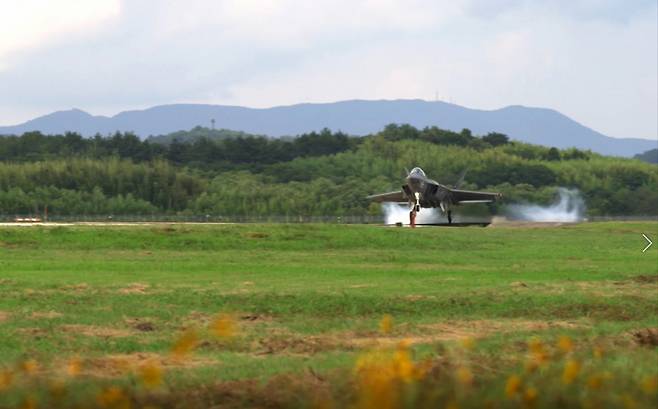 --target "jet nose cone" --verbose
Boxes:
[407,175,423,190]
